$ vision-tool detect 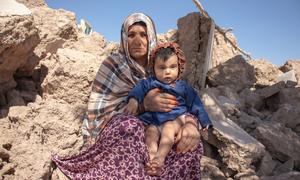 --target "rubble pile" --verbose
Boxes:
[0,0,299,179]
